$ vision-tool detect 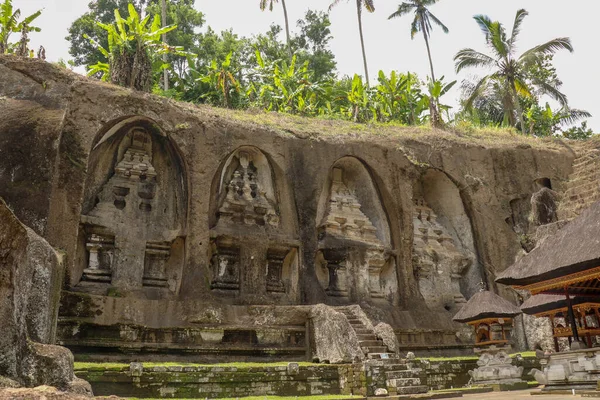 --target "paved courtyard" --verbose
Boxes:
[462,389,588,399]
